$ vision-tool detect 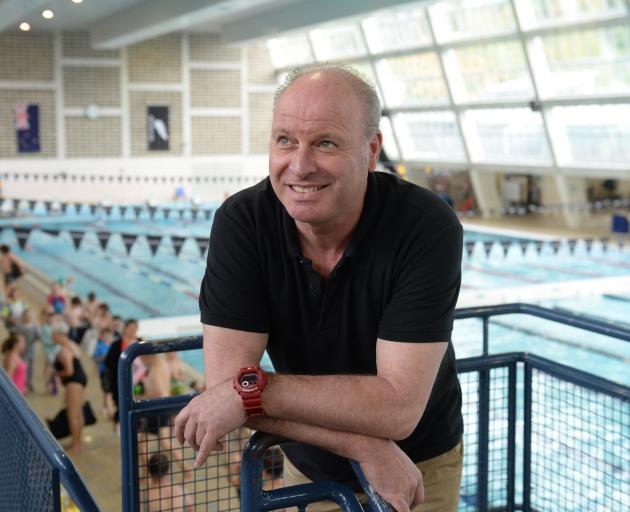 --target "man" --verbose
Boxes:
[175,64,463,512]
